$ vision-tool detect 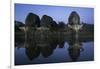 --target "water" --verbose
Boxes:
[15,31,94,65]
